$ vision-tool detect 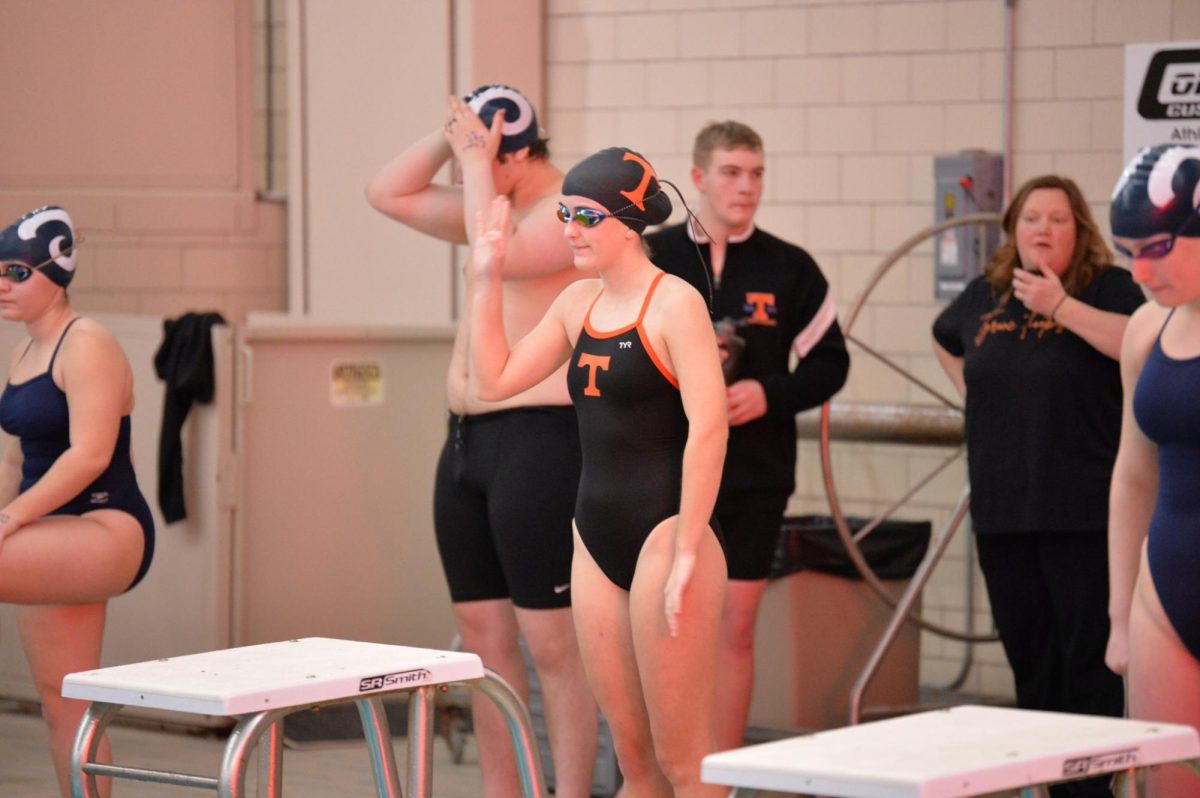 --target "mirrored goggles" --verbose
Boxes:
[1114,235,1177,261]
[557,203,611,228]
[0,246,75,286]
[1114,209,1198,260]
